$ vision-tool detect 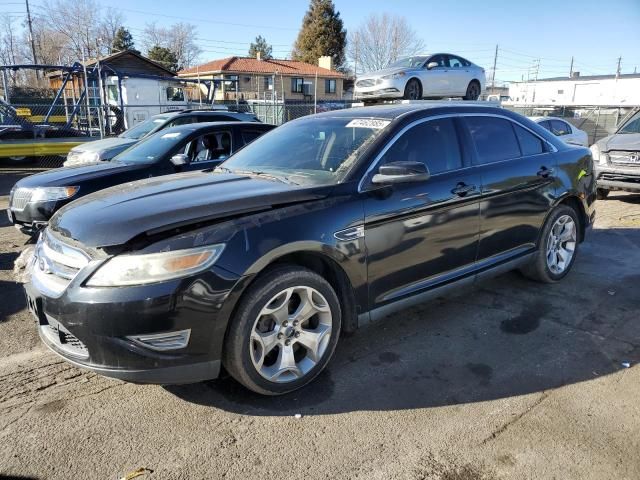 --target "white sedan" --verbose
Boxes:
[354,53,486,101]
[530,116,589,147]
